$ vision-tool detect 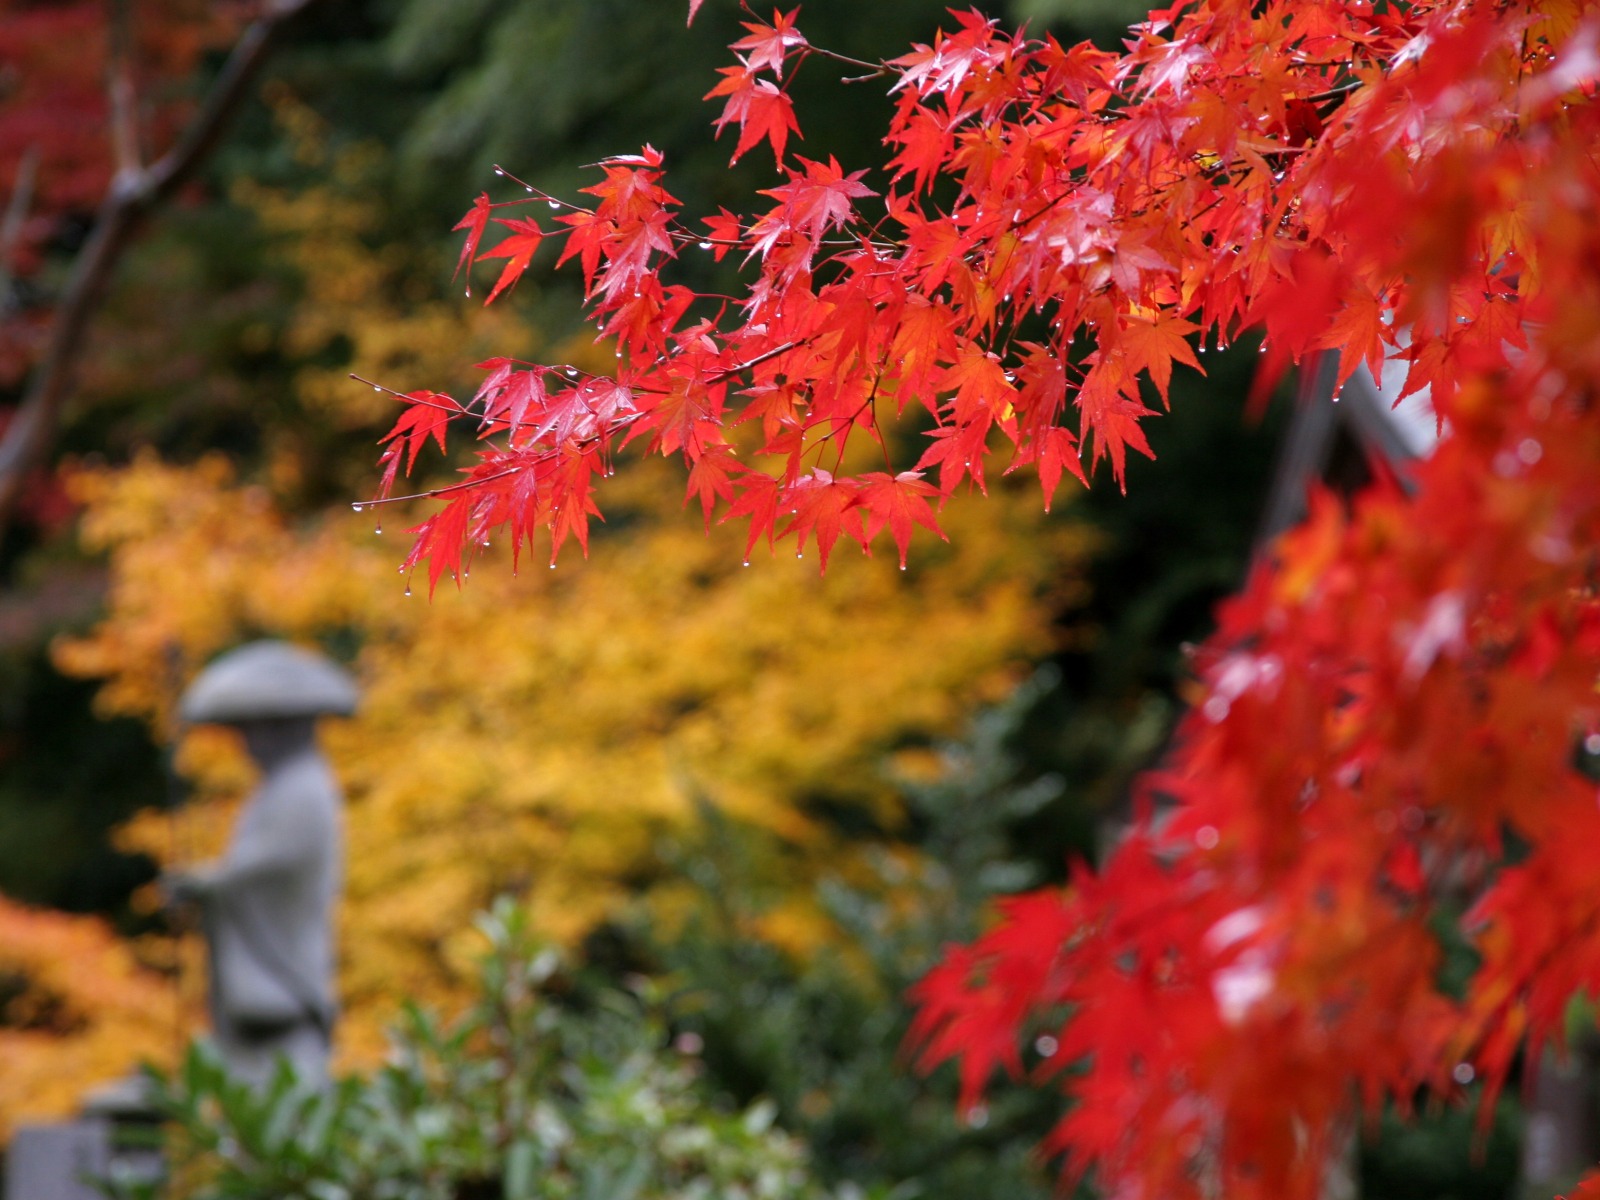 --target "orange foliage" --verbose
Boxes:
[0,896,177,1138]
